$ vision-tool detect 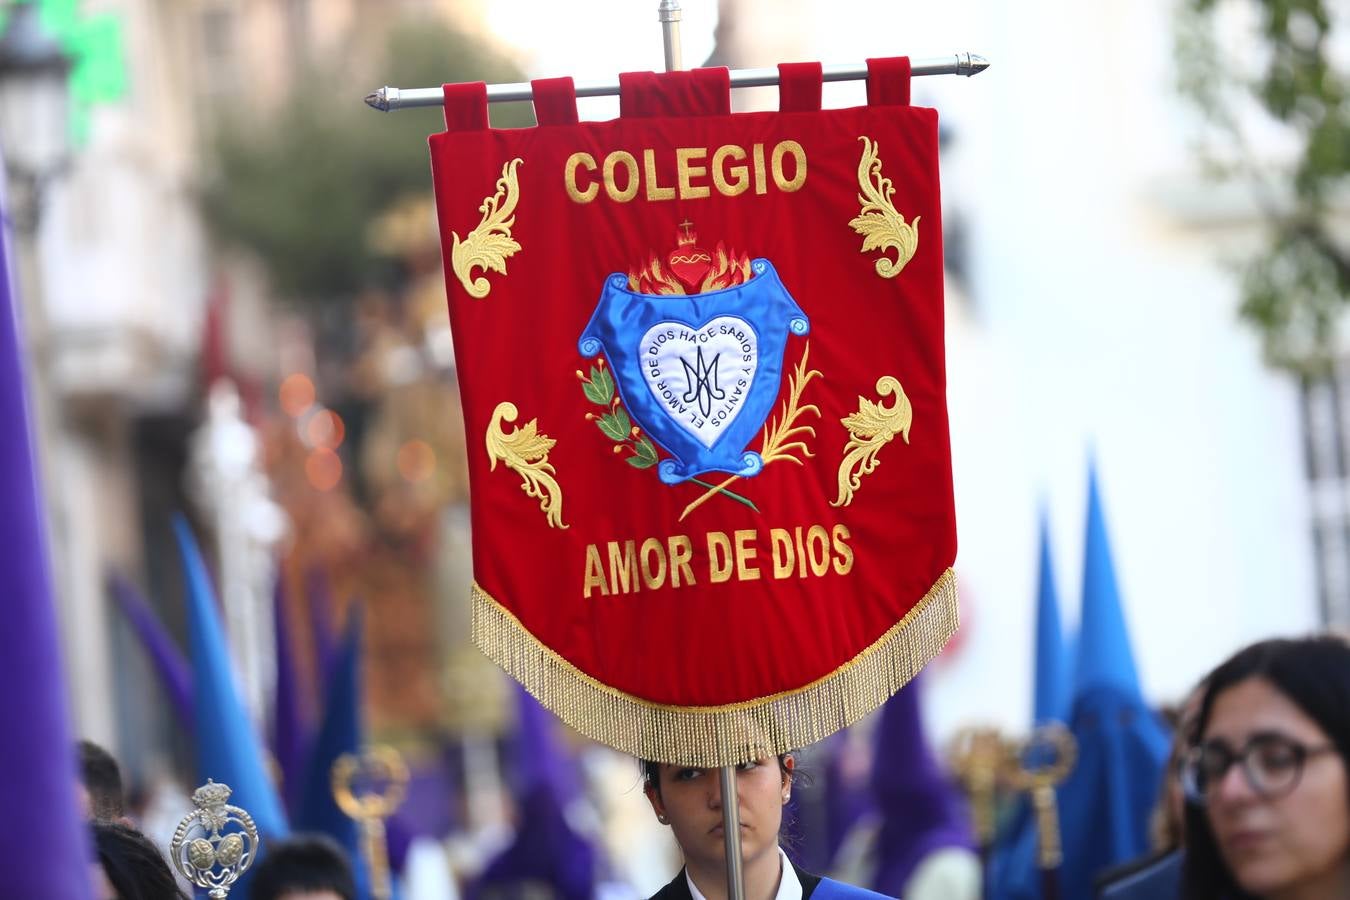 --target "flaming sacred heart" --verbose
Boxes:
[639,316,759,449]
[667,242,713,291]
